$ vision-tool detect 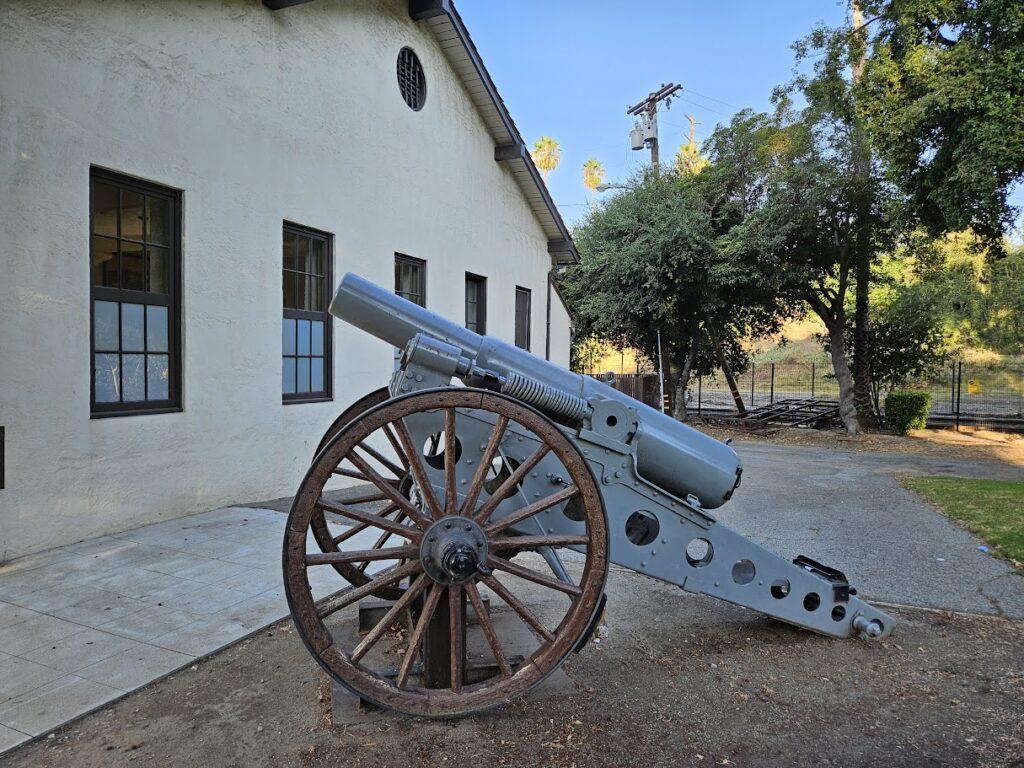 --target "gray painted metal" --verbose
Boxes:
[333,273,741,509]
[331,273,894,640]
